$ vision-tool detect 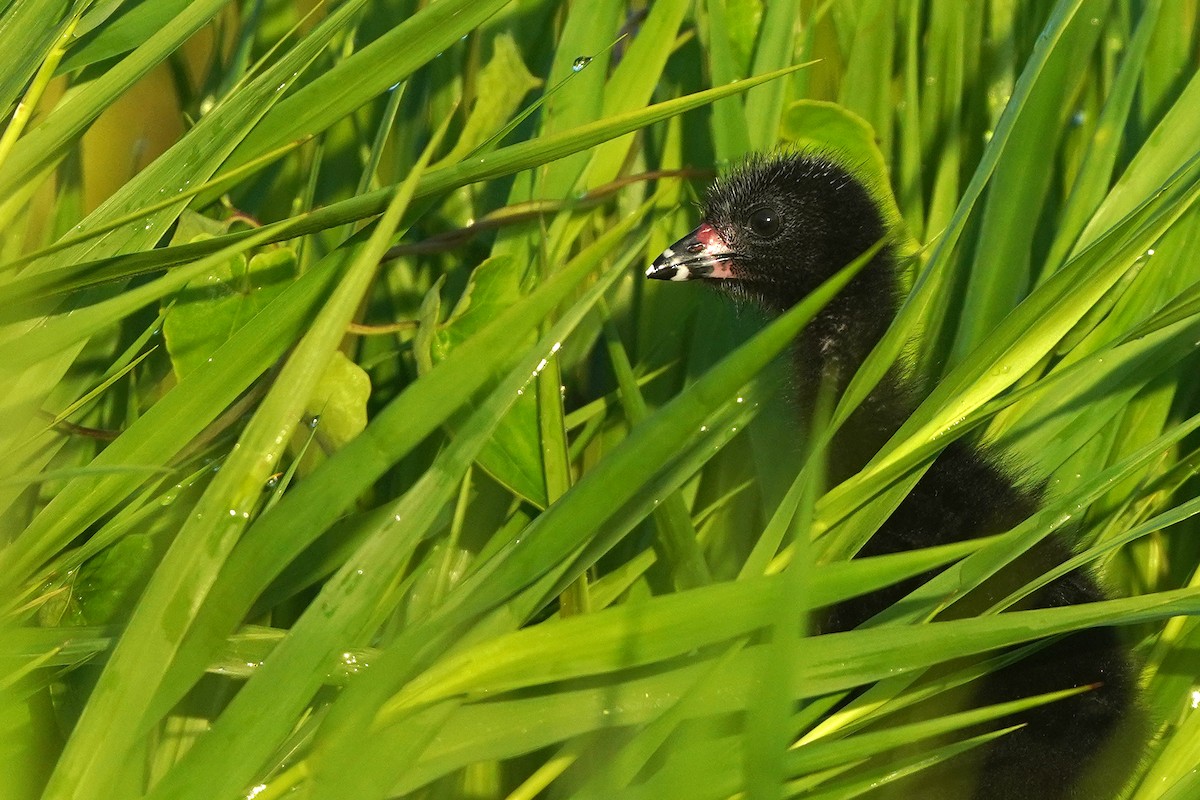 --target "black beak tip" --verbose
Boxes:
[645,258,678,281]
